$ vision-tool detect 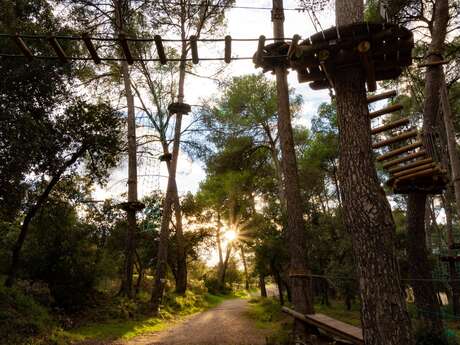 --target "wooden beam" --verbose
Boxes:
[395,167,440,183]
[154,35,167,65]
[367,90,397,104]
[256,35,266,65]
[224,35,232,64]
[281,307,364,345]
[47,36,68,63]
[376,141,423,162]
[372,130,418,149]
[118,32,134,65]
[371,117,410,135]
[190,35,199,64]
[288,34,301,59]
[369,104,403,119]
[388,158,433,174]
[418,60,449,68]
[393,162,436,178]
[82,33,101,64]
[382,150,427,168]
[12,34,33,61]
